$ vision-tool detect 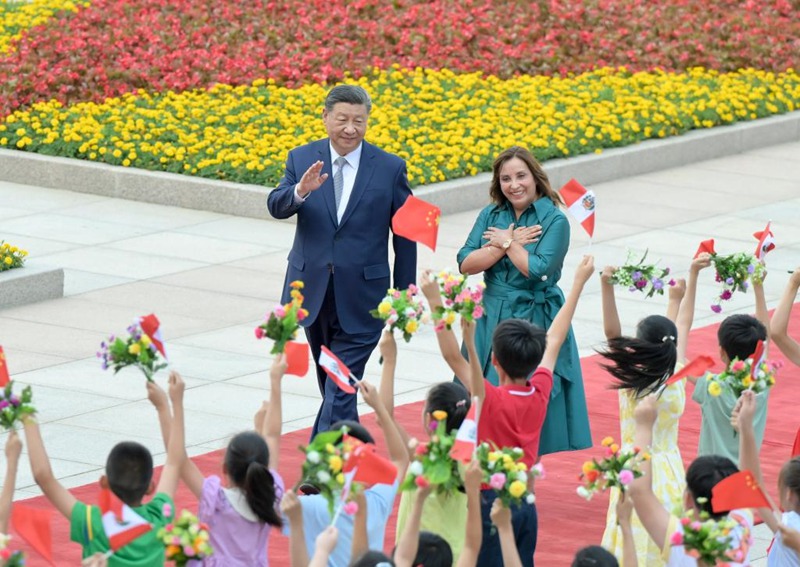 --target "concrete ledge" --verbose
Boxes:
[0,111,797,217]
[0,262,64,309]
